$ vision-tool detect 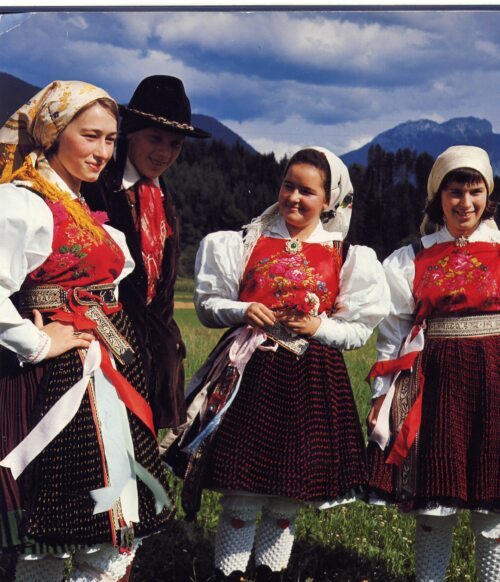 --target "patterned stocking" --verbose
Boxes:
[414,513,457,582]
[471,512,500,582]
[15,556,66,582]
[70,540,141,582]
[214,495,263,576]
[254,498,300,572]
